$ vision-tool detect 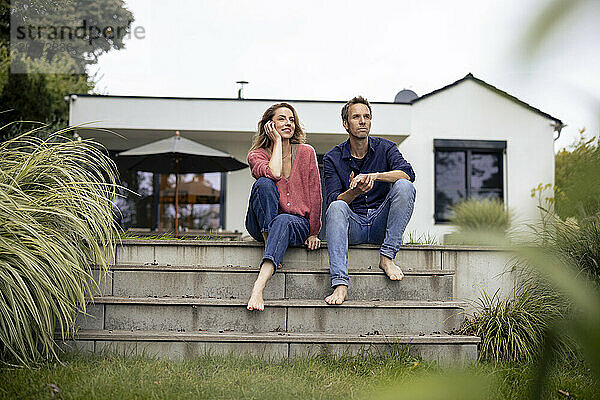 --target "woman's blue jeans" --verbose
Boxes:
[325,179,416,287]
[245,177,309,269]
